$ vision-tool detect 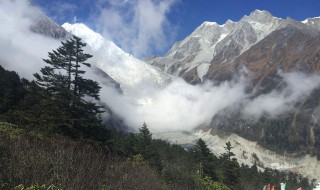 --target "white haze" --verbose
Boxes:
[2,0,320,132]
[98,78,248,131]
